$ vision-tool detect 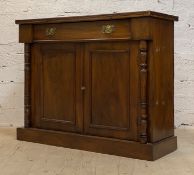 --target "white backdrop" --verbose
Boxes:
[0,0,193,127]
